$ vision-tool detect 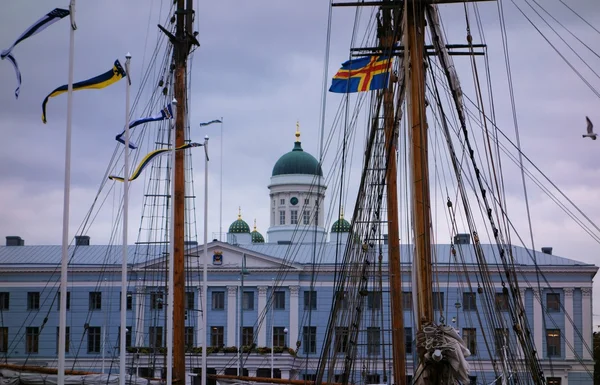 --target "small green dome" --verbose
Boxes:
[251,220,265,243]
[272,124,323,177]
[331,208,351,233]
[229,208,250,233]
